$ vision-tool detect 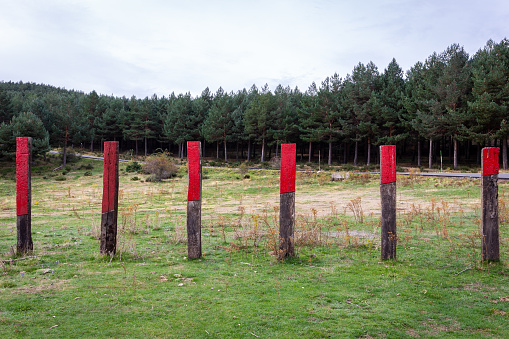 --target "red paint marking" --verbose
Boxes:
[17,137,30,155]
[187,141,201,201]
[102,142,118,213]
[280,144,296,193]
[482,147,500,176]
[16,137,30,215]
[380,145,396,184]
